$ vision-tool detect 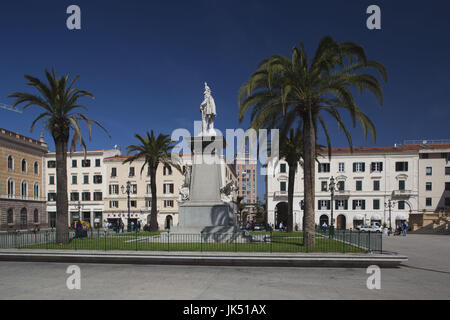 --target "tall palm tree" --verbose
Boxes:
[238,36,387,246]
[123,131,180,232]
[276,128,303,232]
[9,69,109,244]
